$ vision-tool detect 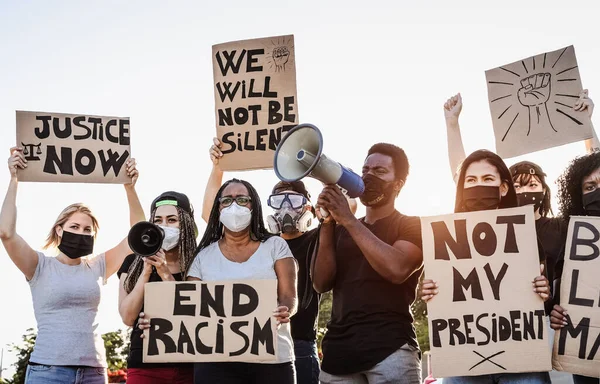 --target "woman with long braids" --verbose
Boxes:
[421,150,551,384]
[550,152,600,384]
[118,191,198,384]
[0,147,143,384]
[189,178,297,384]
